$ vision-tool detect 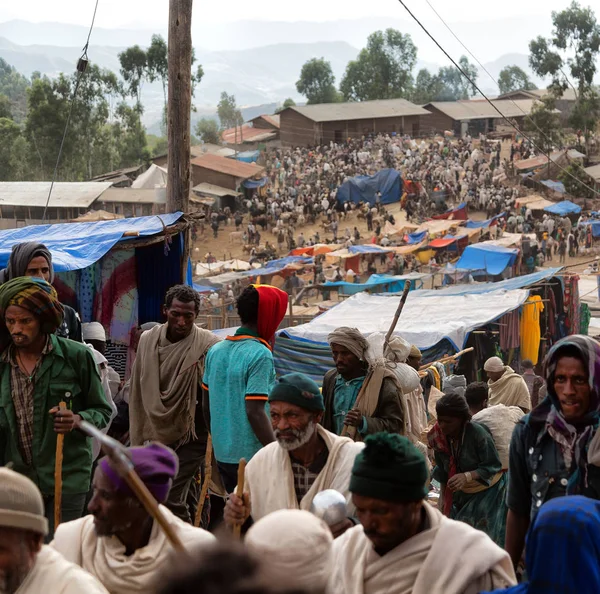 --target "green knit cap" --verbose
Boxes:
[268,372,324,412]
[350,433,429,502]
